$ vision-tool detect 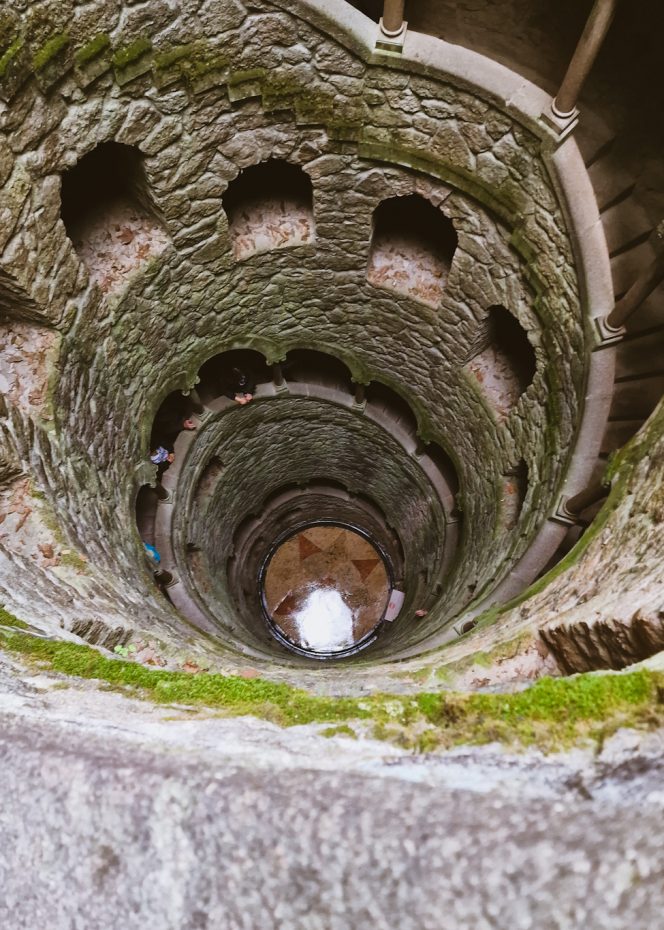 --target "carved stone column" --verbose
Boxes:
[597,223,664,343]
[352,381,368,409]
[543,0,620,139]
[271,362,285,387]
[378,0,407,52]
[607,248,664,331]
[382,0,405,34]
